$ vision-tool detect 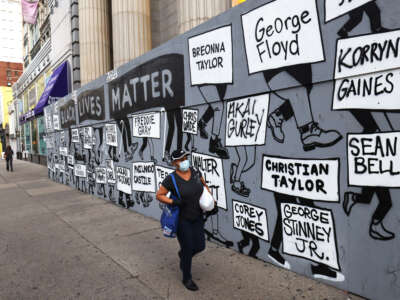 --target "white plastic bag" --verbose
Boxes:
[199,187,215,212]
